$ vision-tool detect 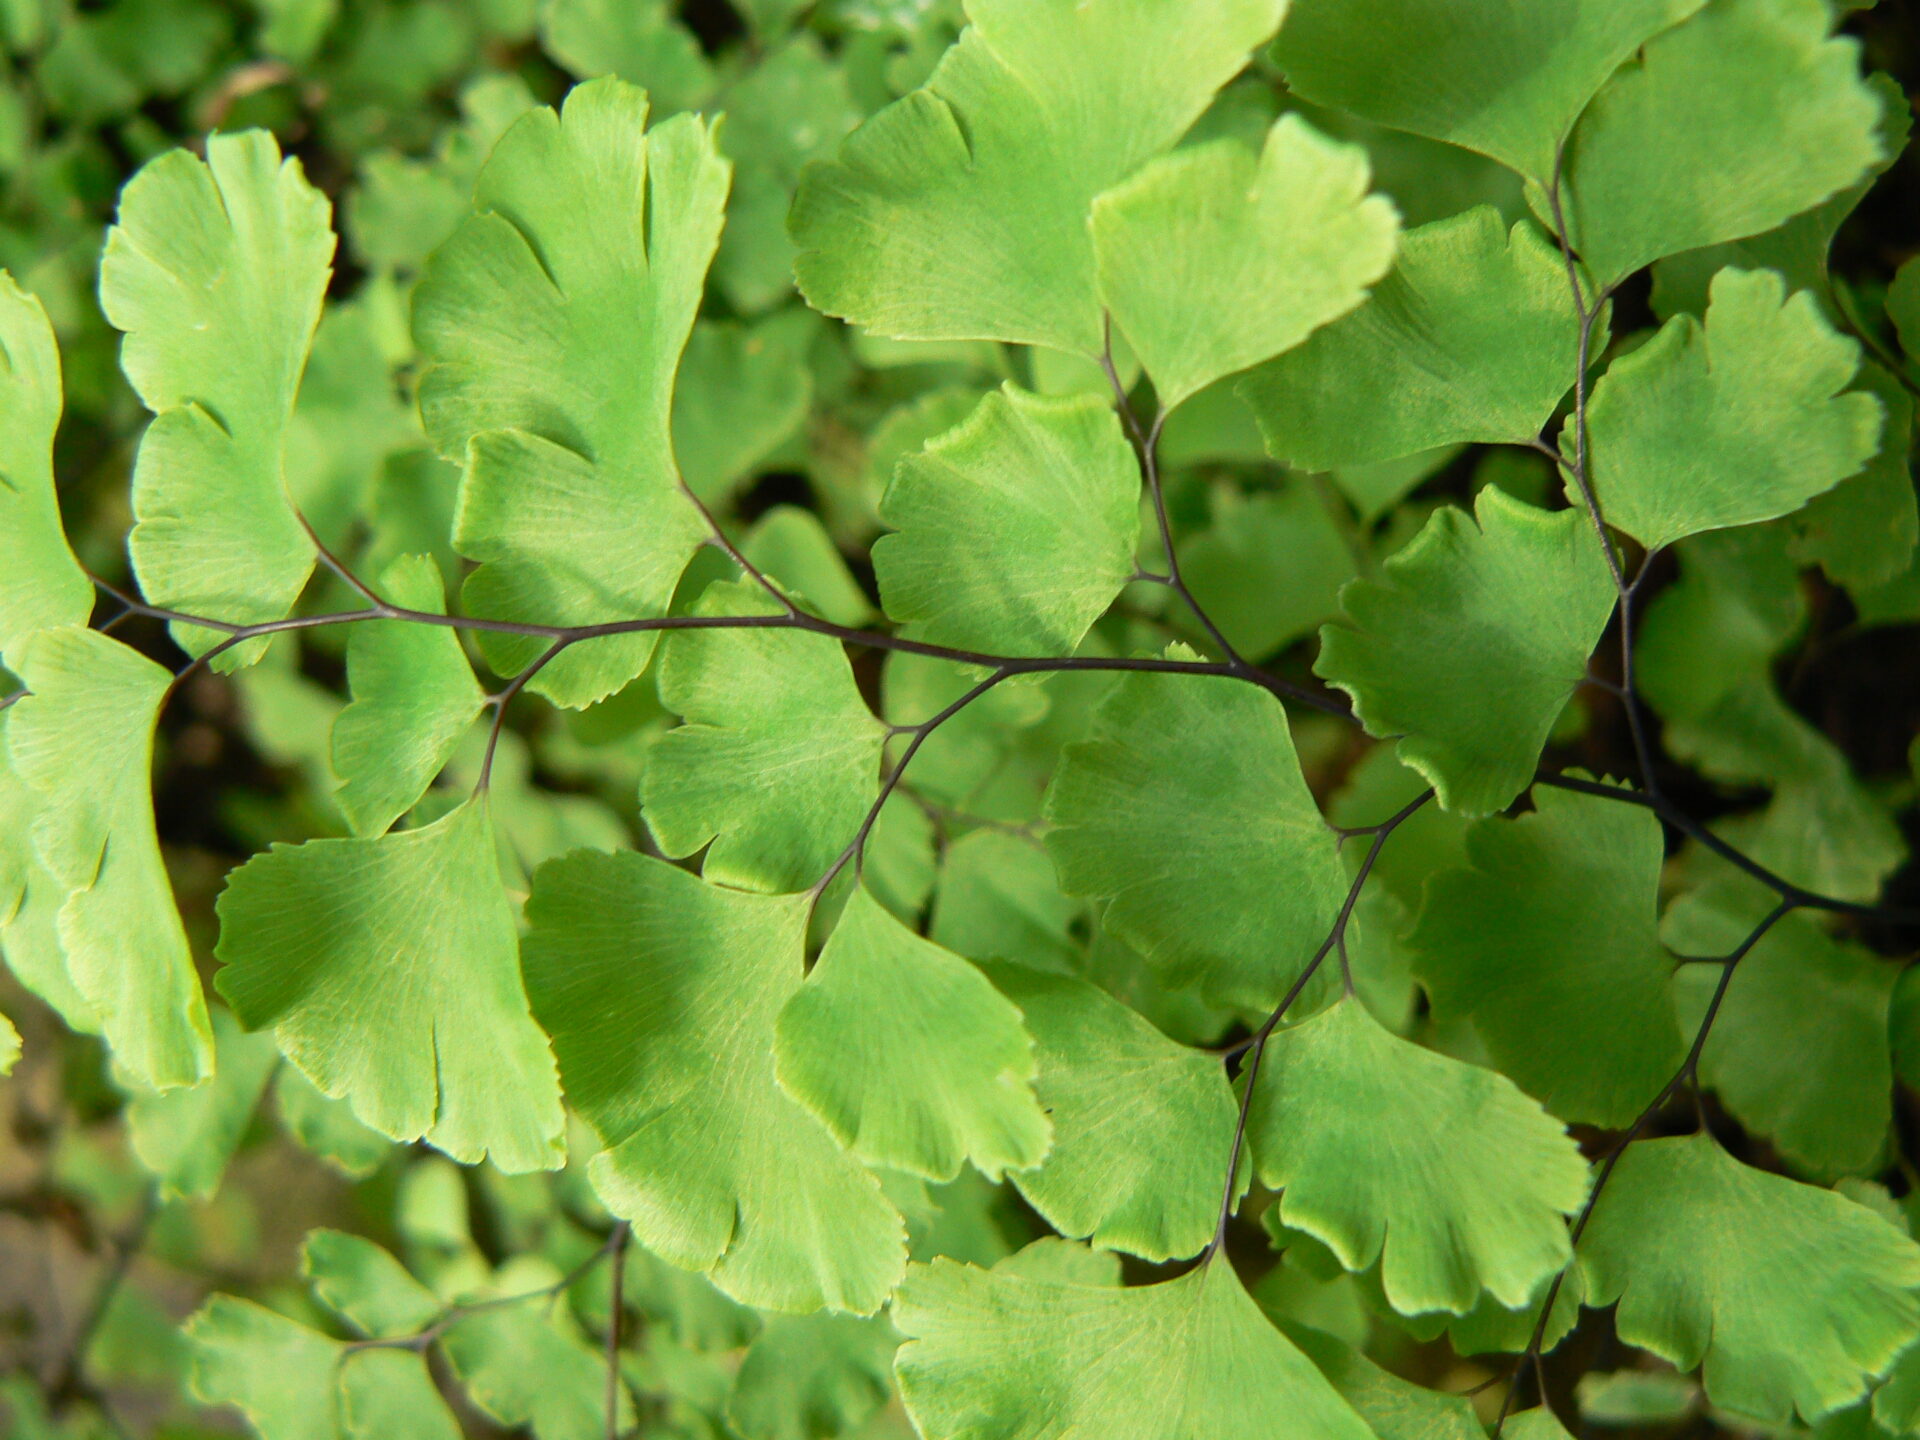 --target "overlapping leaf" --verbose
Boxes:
[776,885,1049,1182]
[6,626,212,1089]
[0,274,88,653]
[522,850,906,1313]
[1243,208,1585,469]
[791,0,1287,355]
[330,555,484,837]
[1410,784,1685,1126]
[1273,0,1704,182]
[1561,0,1884,284]
[414,77,726,706]
[874,386,1139,657]
[215,797,566,1171]
[1089,115,1398,409]
[1247,996,1588,1316]
[893,1255,1375,1440]
[1578,1135,1920,1423]
[101,130,332,663]
[1046,653,1347,1009]
[1585,267,1880,552]
[1316,487,1616,816]
[643,580,885,893]
[984,963,1239,1262]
